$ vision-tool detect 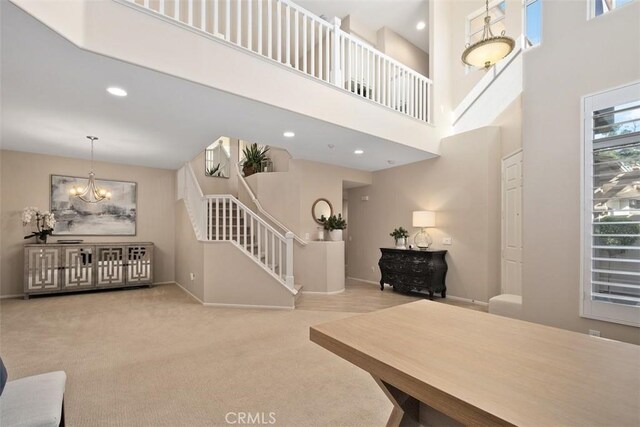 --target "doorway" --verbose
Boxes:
[501,150,523,295]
